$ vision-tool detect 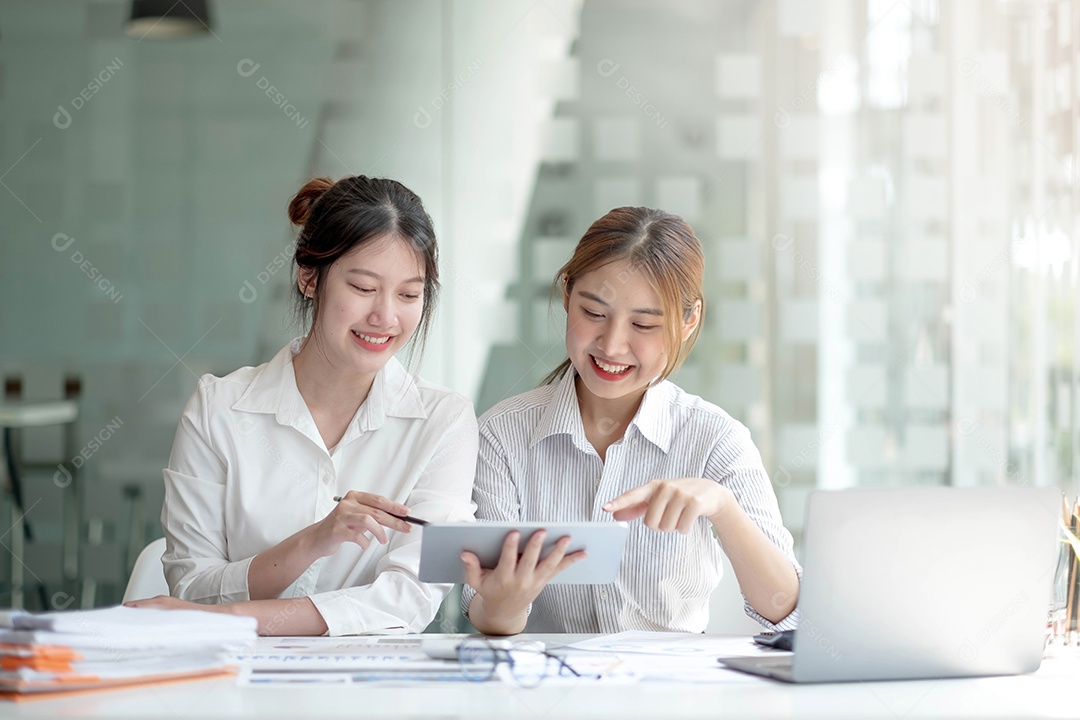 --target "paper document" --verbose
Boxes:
[235,635,637,686]
[565,631,767,657]
[0,606,255,700]
[254,635,428,653]
[562,632,782,684]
